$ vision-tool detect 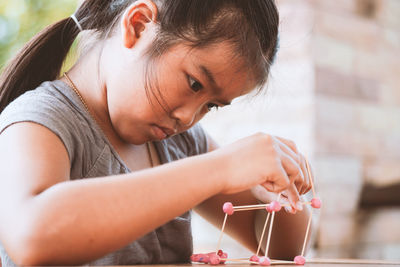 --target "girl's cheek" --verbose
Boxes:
[194,110,207,123]
[200,104,211,116]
